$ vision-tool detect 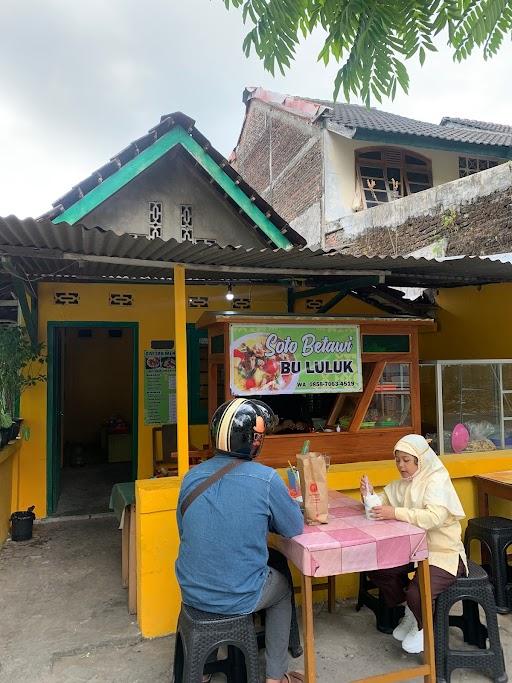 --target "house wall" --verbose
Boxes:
[19,281,383,517]
[324,132,461,224]
[82,151,265,248]
[233,100,323,246]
